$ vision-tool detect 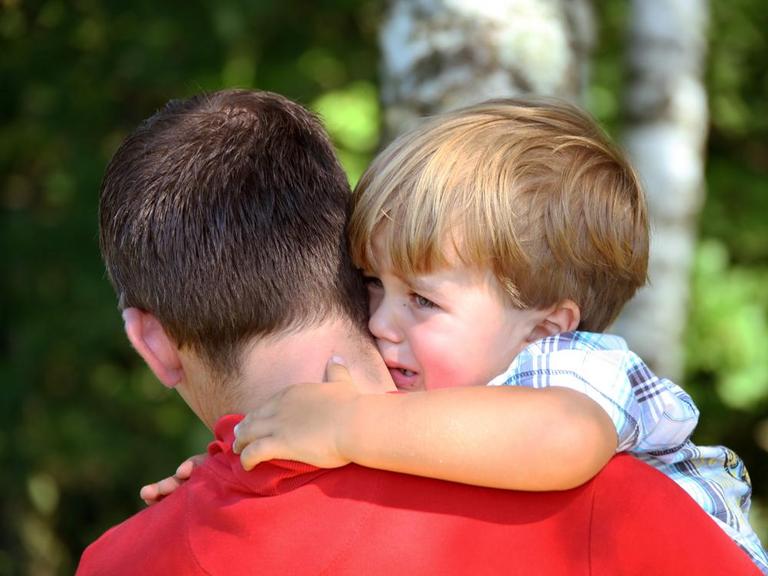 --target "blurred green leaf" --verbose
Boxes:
[686,240,768,408]
[312,81,379,184]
